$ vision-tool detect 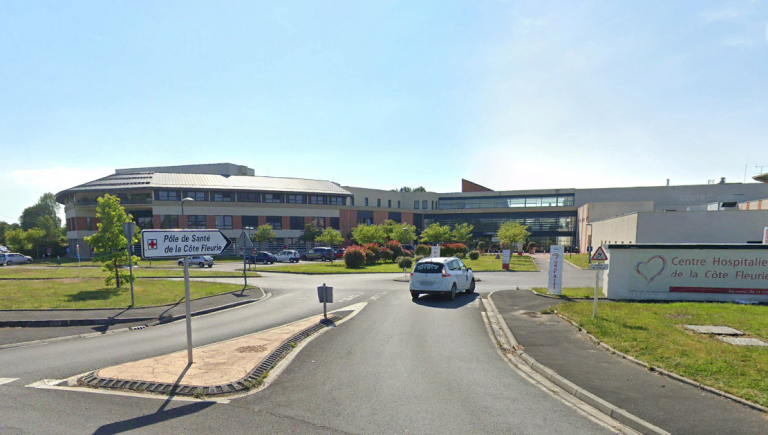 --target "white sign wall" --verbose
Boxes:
[548,245,564,295]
